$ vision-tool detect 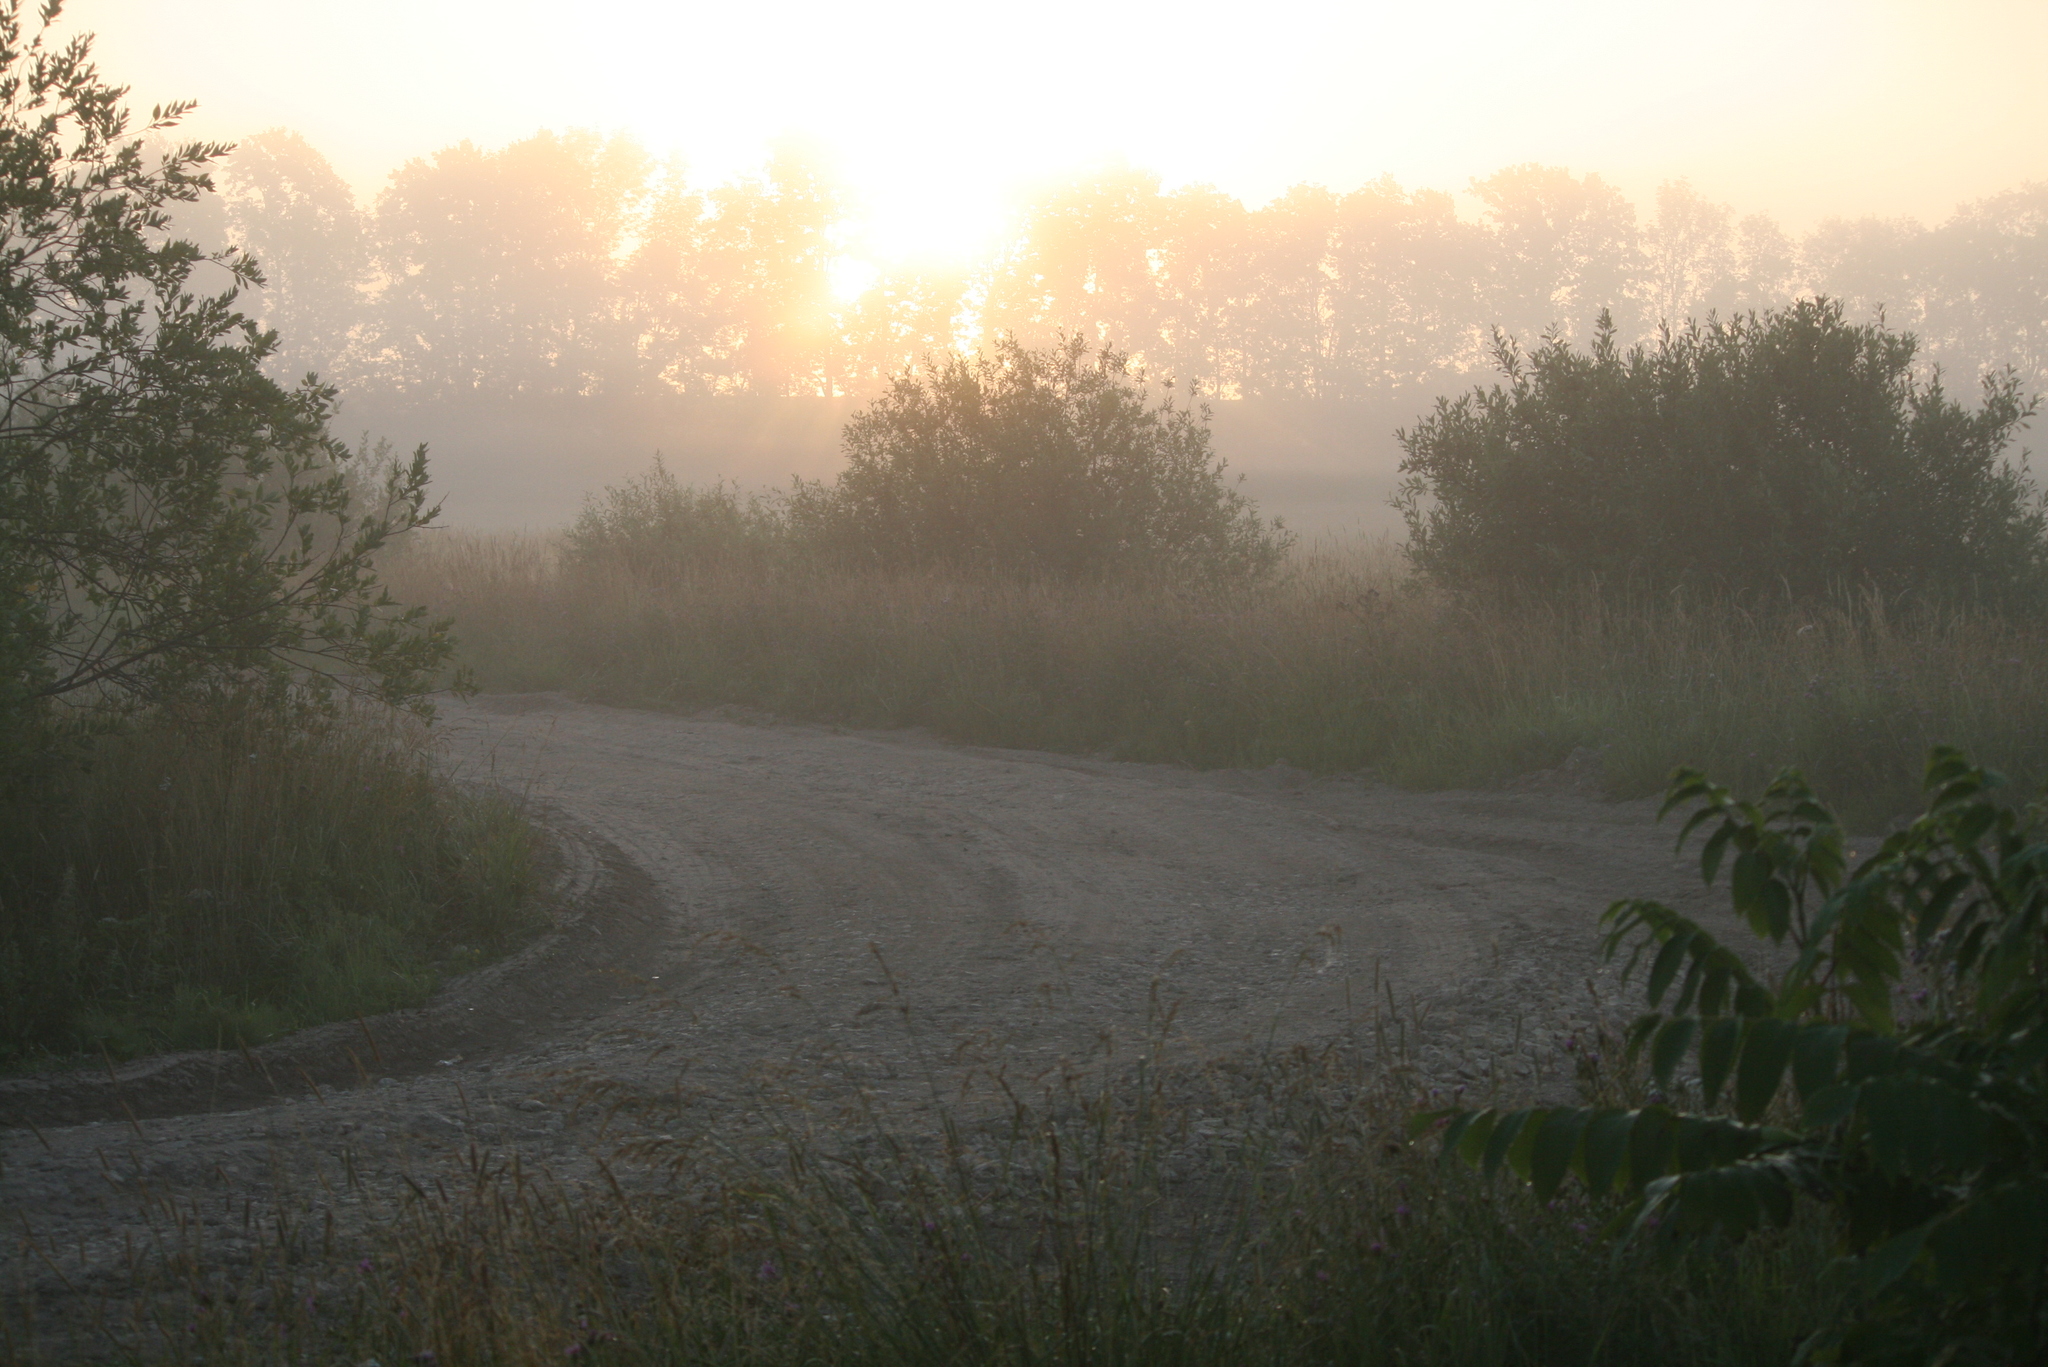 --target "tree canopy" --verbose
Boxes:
[172,130,2048,409]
